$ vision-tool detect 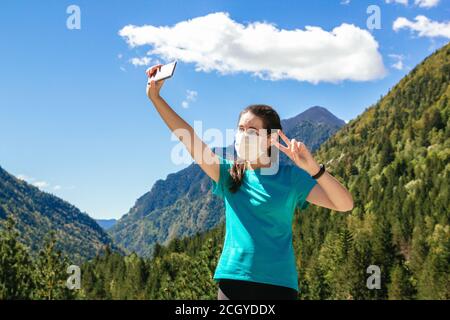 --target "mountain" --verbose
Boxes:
[109,106,346,257]
[282,106,346,130]
[0,166,115,264]
[83,42,450,300]
[96,219,117,230]
[281,106,347,152]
